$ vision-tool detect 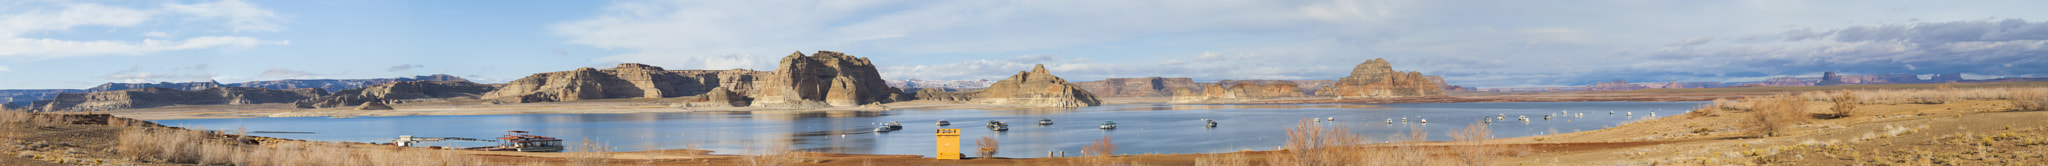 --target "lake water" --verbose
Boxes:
[153,101,1702,158]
